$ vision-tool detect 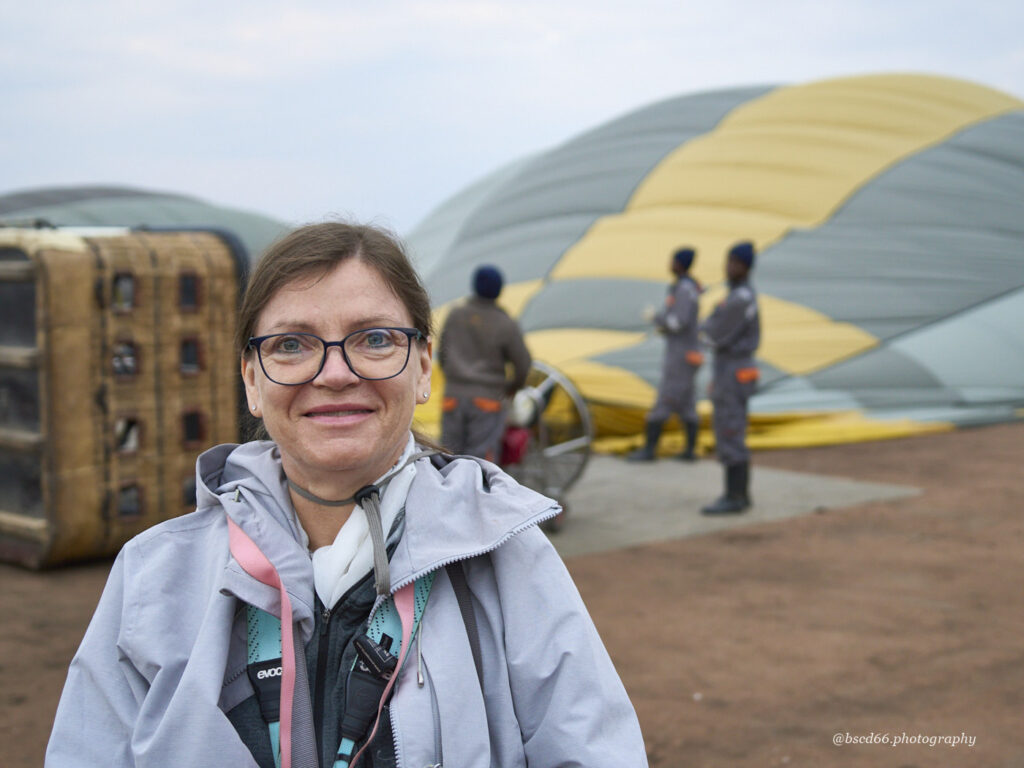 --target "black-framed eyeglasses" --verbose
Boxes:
[247,327,424,385]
